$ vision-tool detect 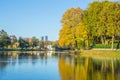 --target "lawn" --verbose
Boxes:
[80,50,120,59]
